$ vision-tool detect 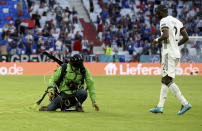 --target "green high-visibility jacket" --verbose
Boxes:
[49,63,96,102]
